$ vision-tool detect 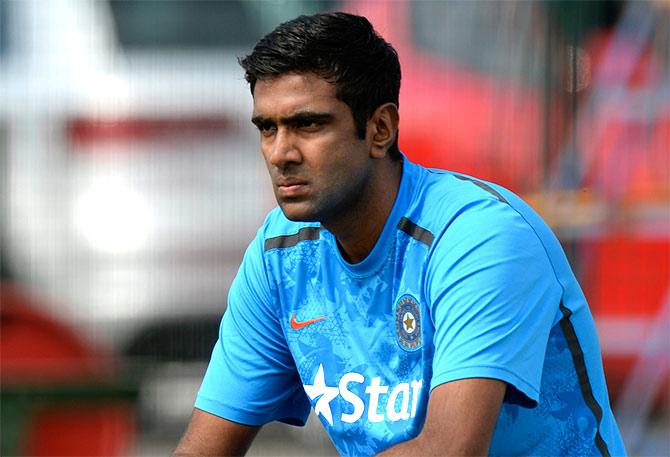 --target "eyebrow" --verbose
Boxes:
[251,111,334,127]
